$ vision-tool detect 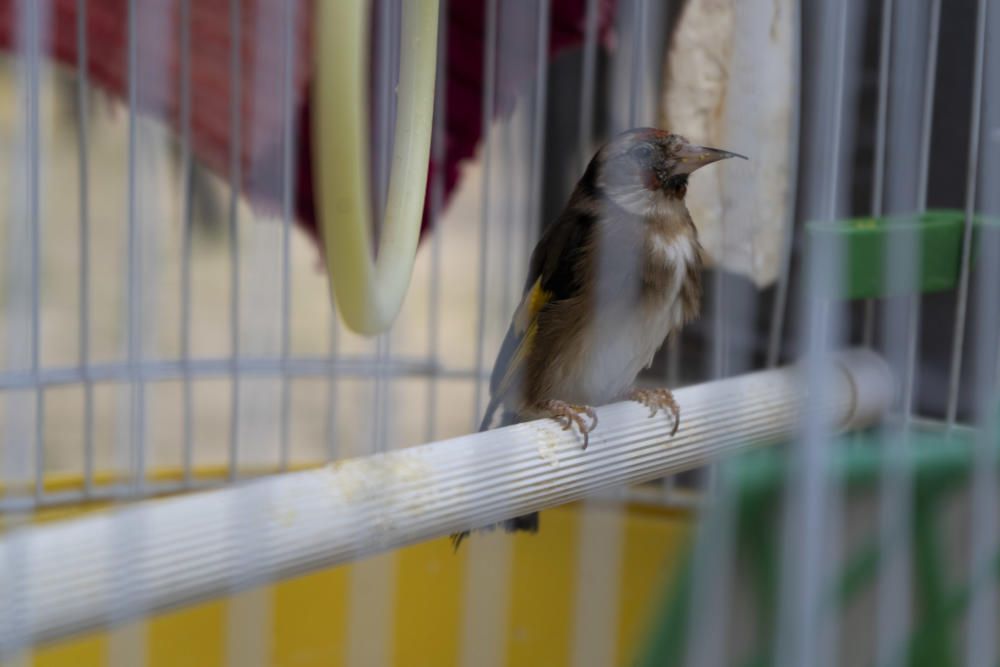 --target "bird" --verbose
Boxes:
[451,128,746,549]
